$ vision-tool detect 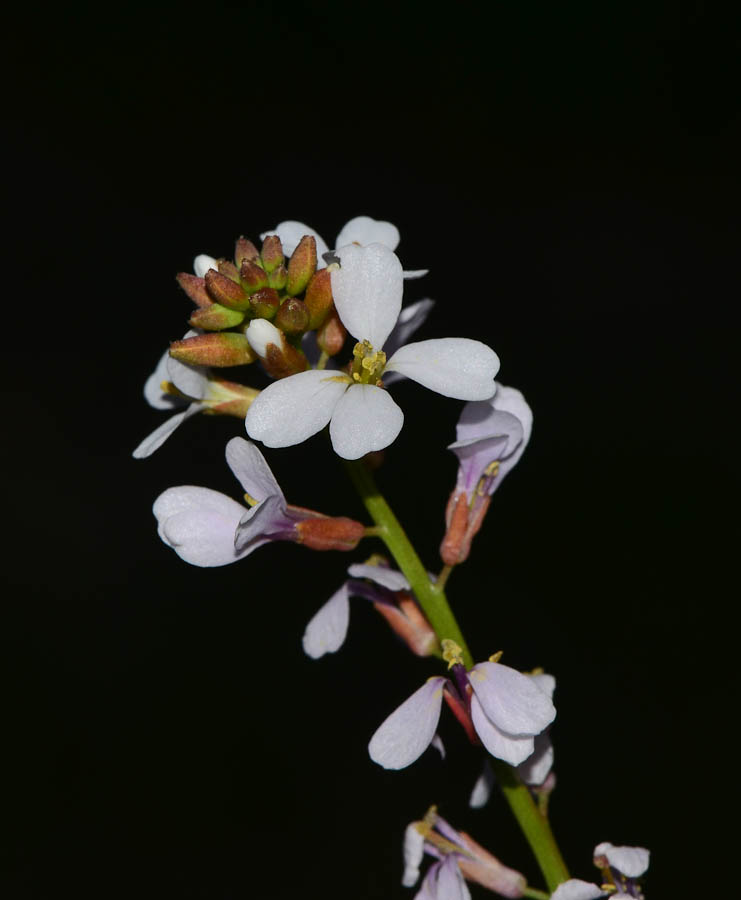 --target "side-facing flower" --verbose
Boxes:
[403,806,526,899]
[550,842,650,900]
[133,335,259,459]
[368,642,555,769]
[261,215,428,278]
[302,561,437,659]
[440,383,533,565]
[246,243,499,459]
[153,438,365,566]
